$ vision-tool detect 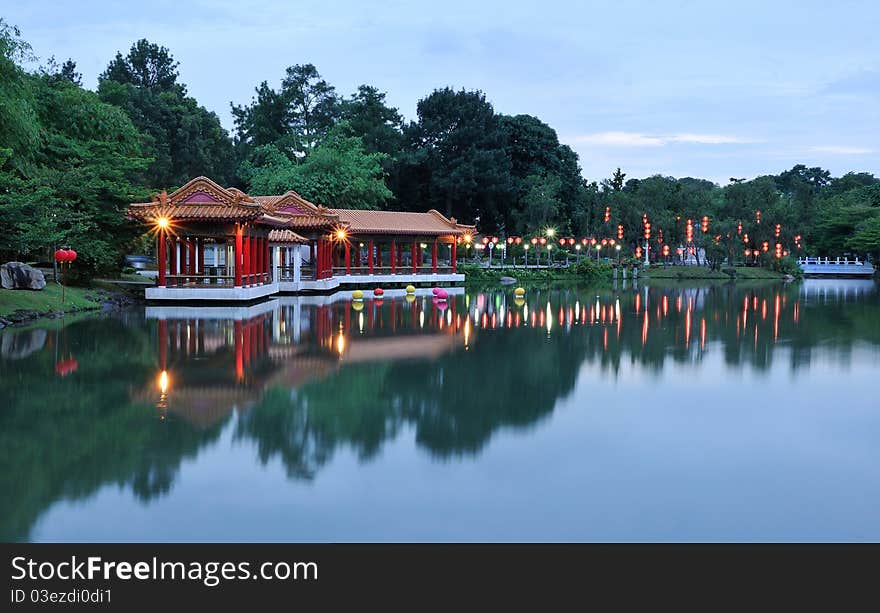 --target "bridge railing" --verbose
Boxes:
[798,257,867,266]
